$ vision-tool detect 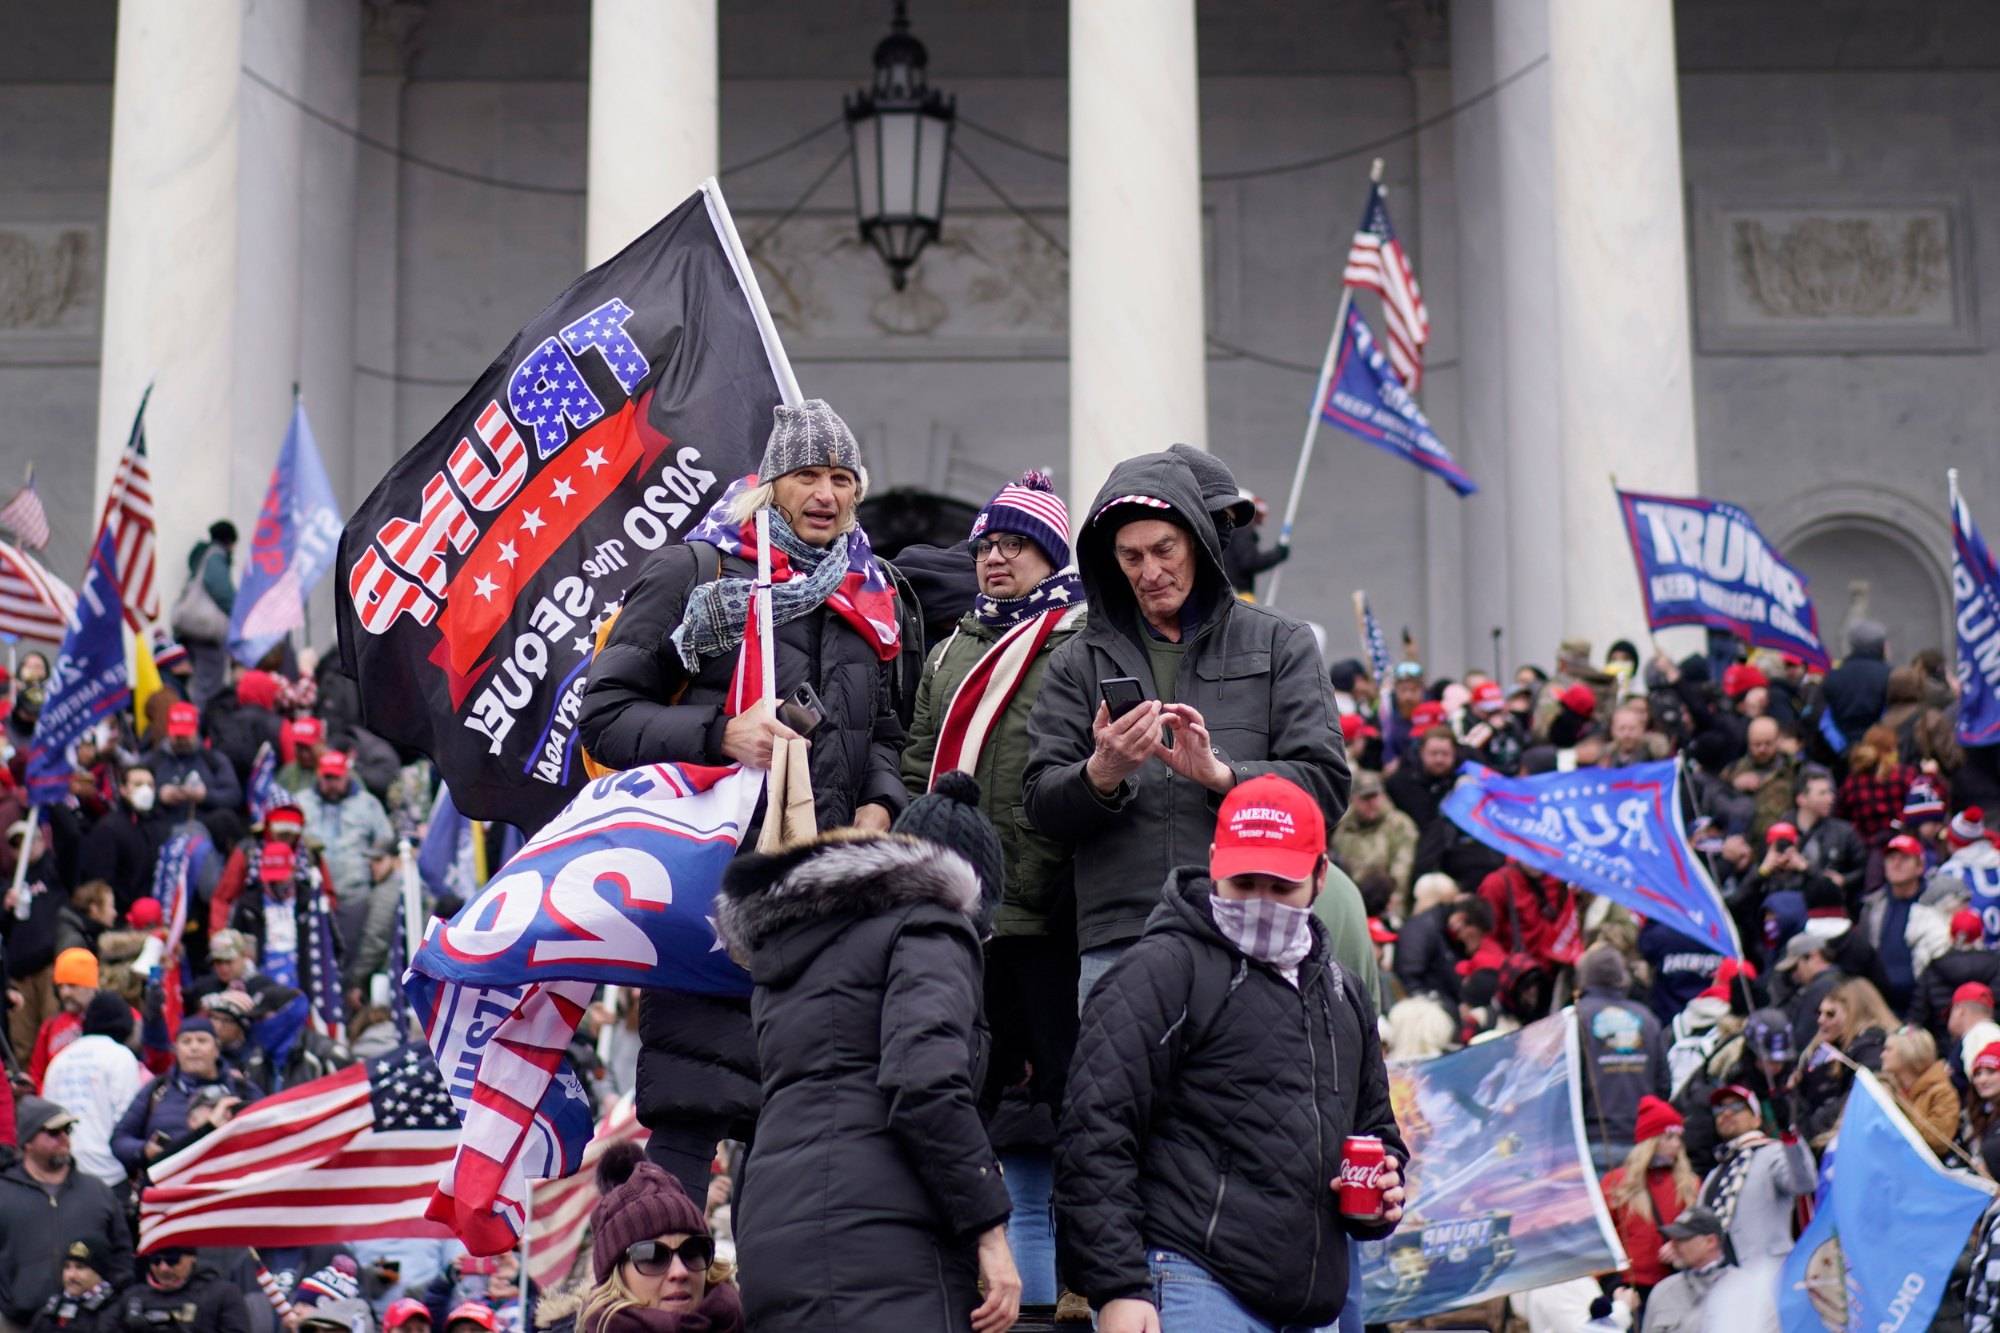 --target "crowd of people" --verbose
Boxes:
[1,394,1996,1332]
